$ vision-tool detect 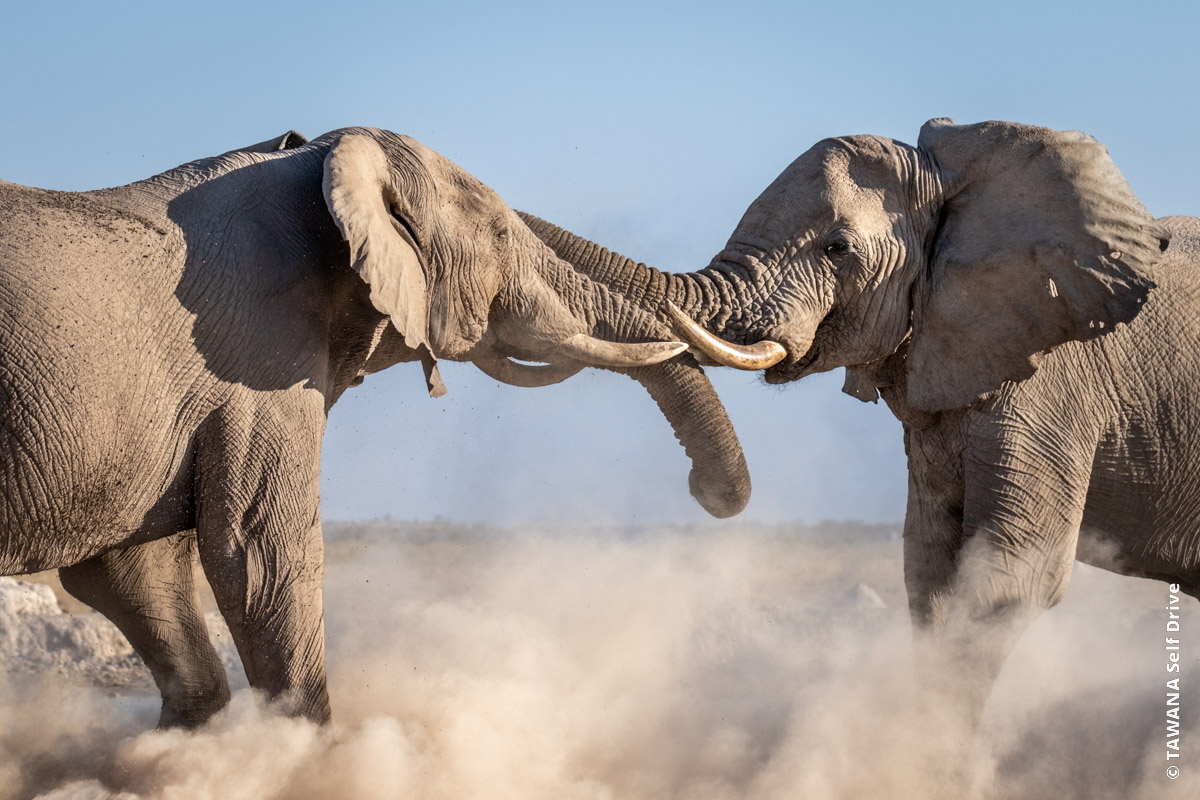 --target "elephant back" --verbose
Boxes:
[1158,216,1200,265]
